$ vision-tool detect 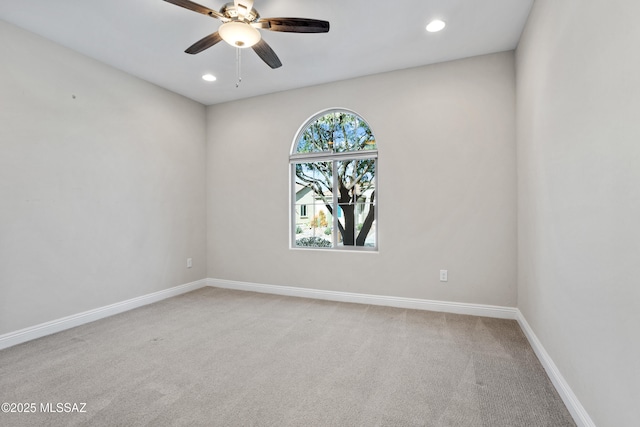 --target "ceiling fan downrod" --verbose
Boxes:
[236,47,242,88]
